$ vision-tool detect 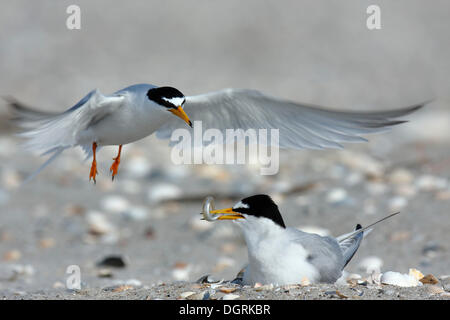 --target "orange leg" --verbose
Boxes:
[89,142,98,183]
[109,144,122,181]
